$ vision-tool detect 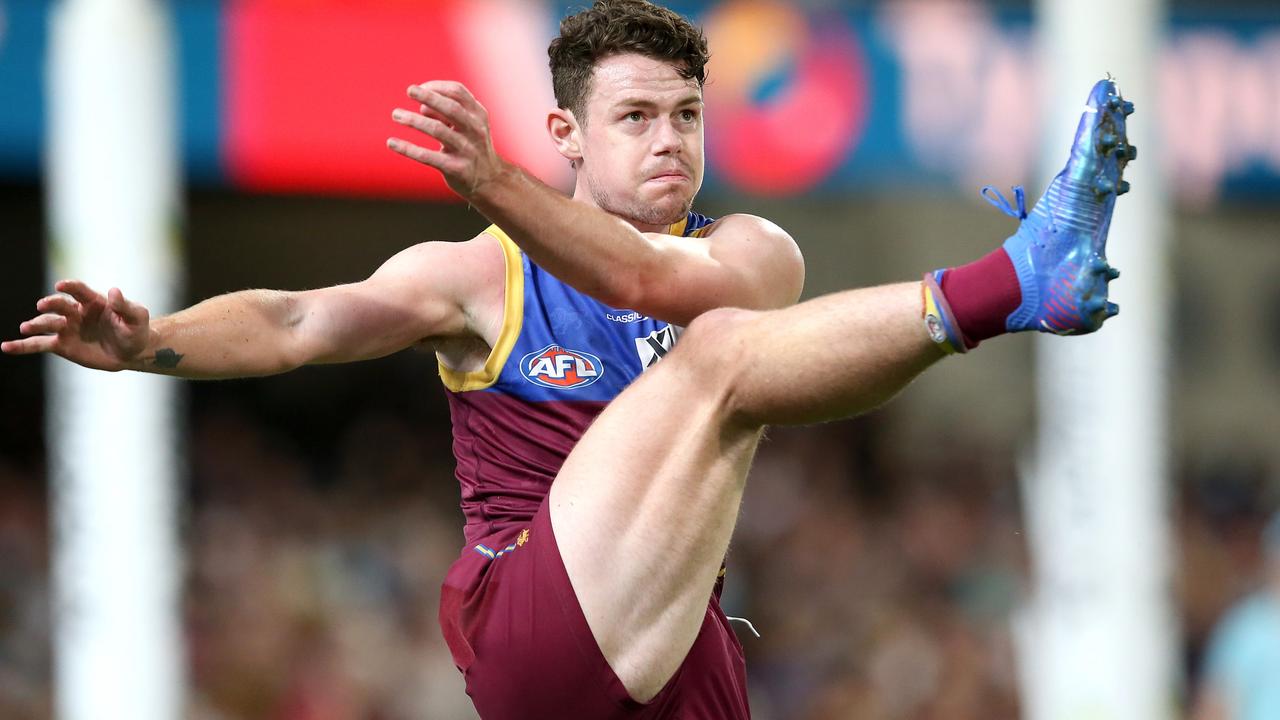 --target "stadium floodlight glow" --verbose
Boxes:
[46,1,185,719]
